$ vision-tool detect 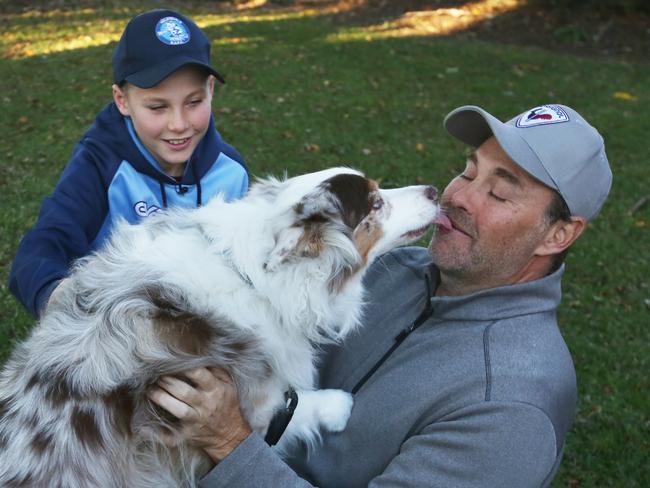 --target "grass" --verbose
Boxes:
[1,2,649,485]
